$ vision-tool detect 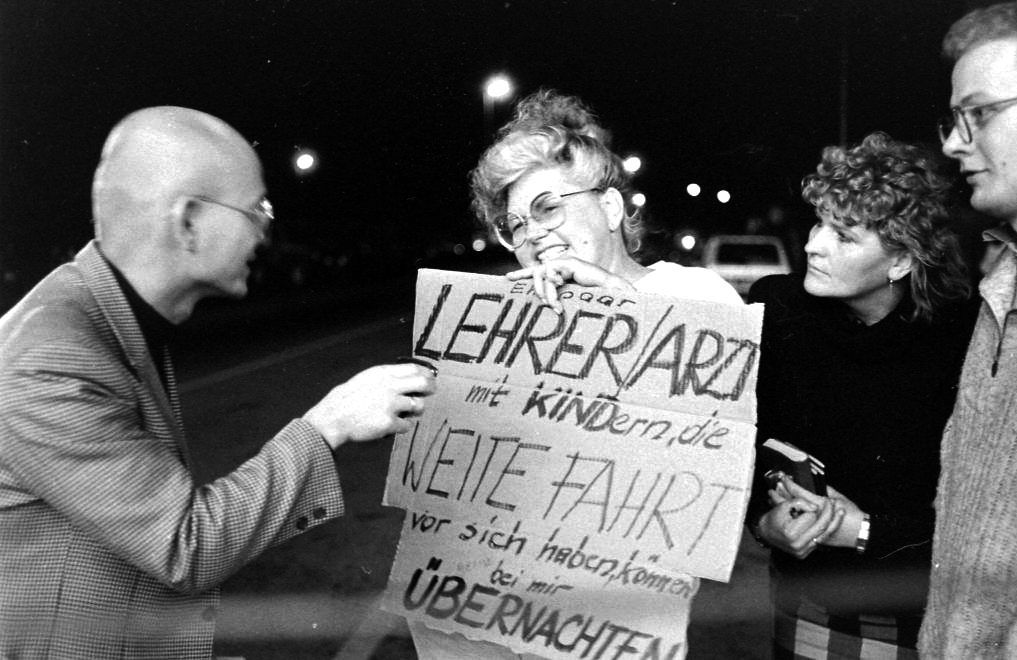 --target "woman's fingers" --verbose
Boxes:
[505,267,535,281]
[543,270,562,312]
[504,258,621,314]
[780,476,824,506]
[530,267,549,305]
[790,499,844,558]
